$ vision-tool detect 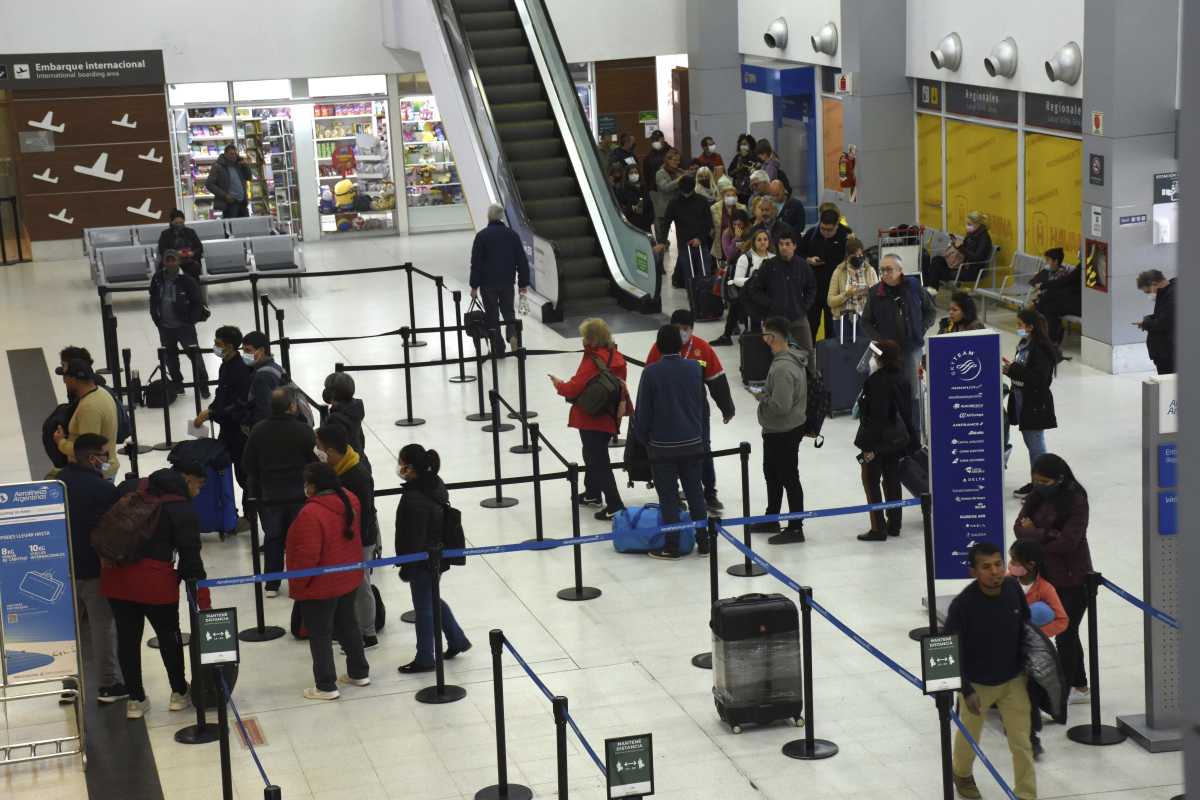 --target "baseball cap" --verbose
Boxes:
[60,358,95,381]
[162,249,180,262]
